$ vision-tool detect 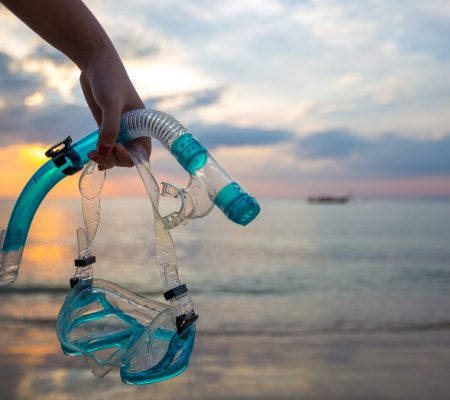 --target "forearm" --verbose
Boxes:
[2,0,149,162]
[1,0,117,69]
